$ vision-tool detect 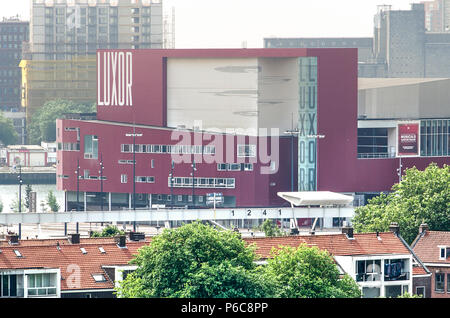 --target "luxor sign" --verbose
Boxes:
[97,51,133,107]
